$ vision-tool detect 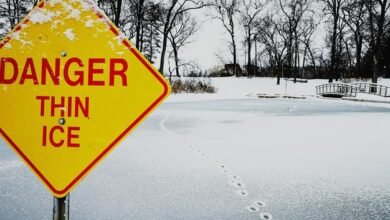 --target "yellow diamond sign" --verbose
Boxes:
[0,0,170,197]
